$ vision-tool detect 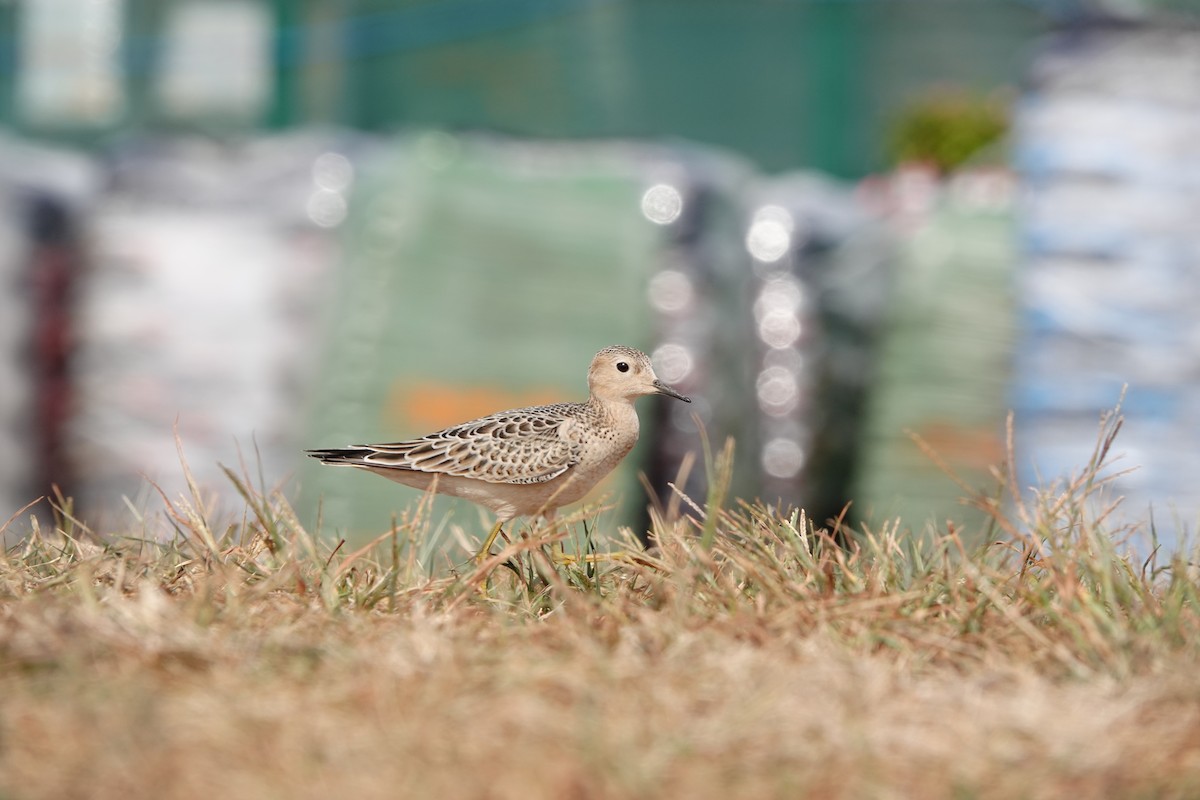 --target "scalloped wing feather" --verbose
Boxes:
[351,404,584,485]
